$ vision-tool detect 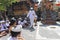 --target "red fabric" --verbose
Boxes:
[56,4,60,6]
